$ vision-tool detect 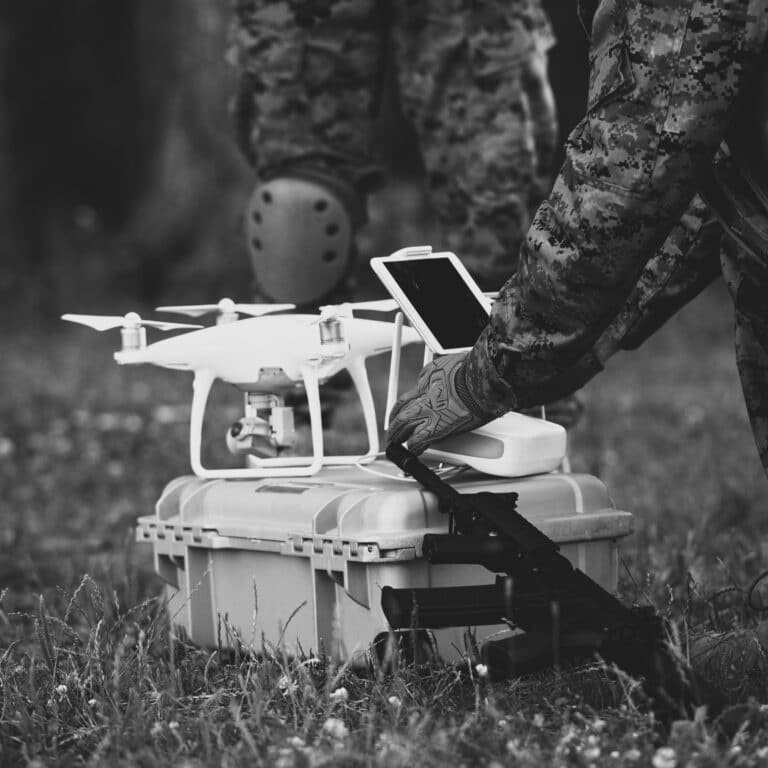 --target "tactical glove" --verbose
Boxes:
[387,354,494,455]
